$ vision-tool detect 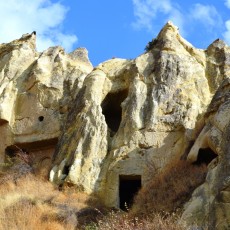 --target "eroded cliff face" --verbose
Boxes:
[49,21,226,211]
[0,32,93,171]
[182,78,230,229]
[2,21,230,228]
